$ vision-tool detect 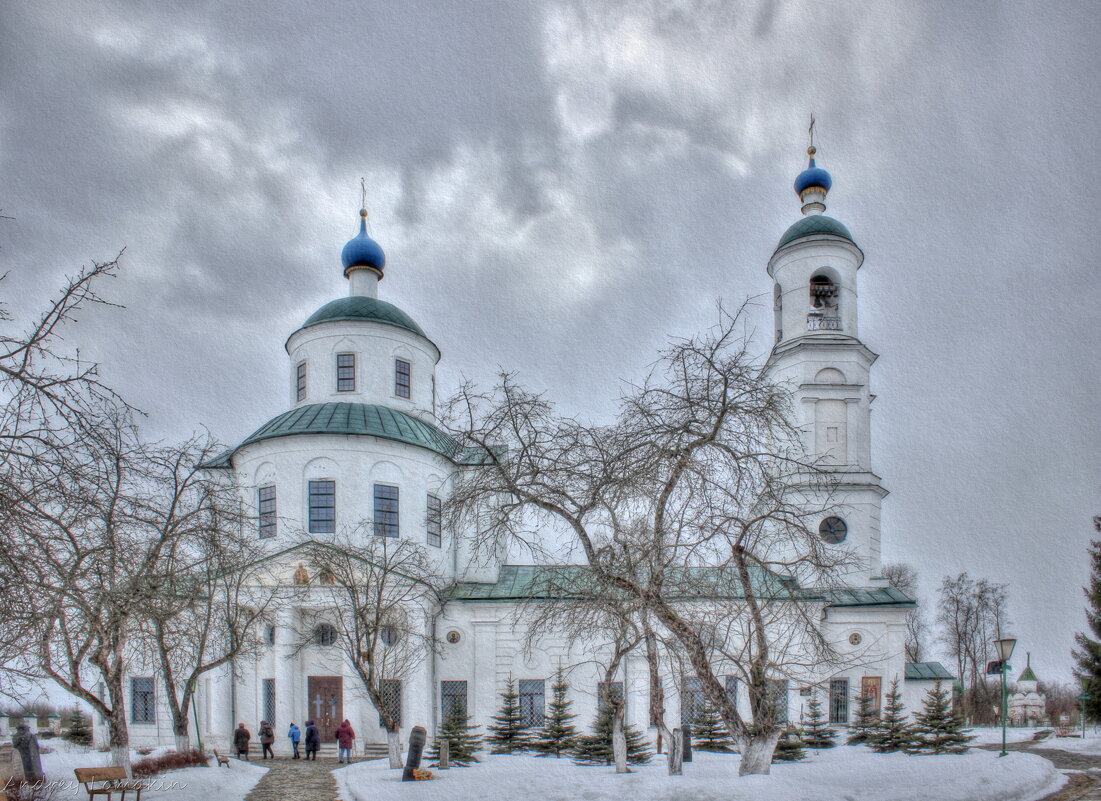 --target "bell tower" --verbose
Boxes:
[766,140,887,587]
